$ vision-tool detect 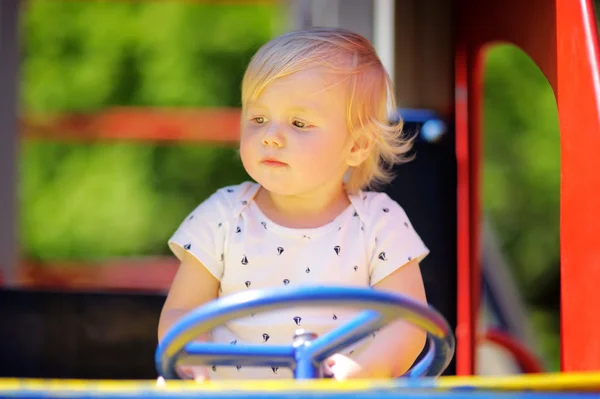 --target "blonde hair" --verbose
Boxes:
[241,27,414,193]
